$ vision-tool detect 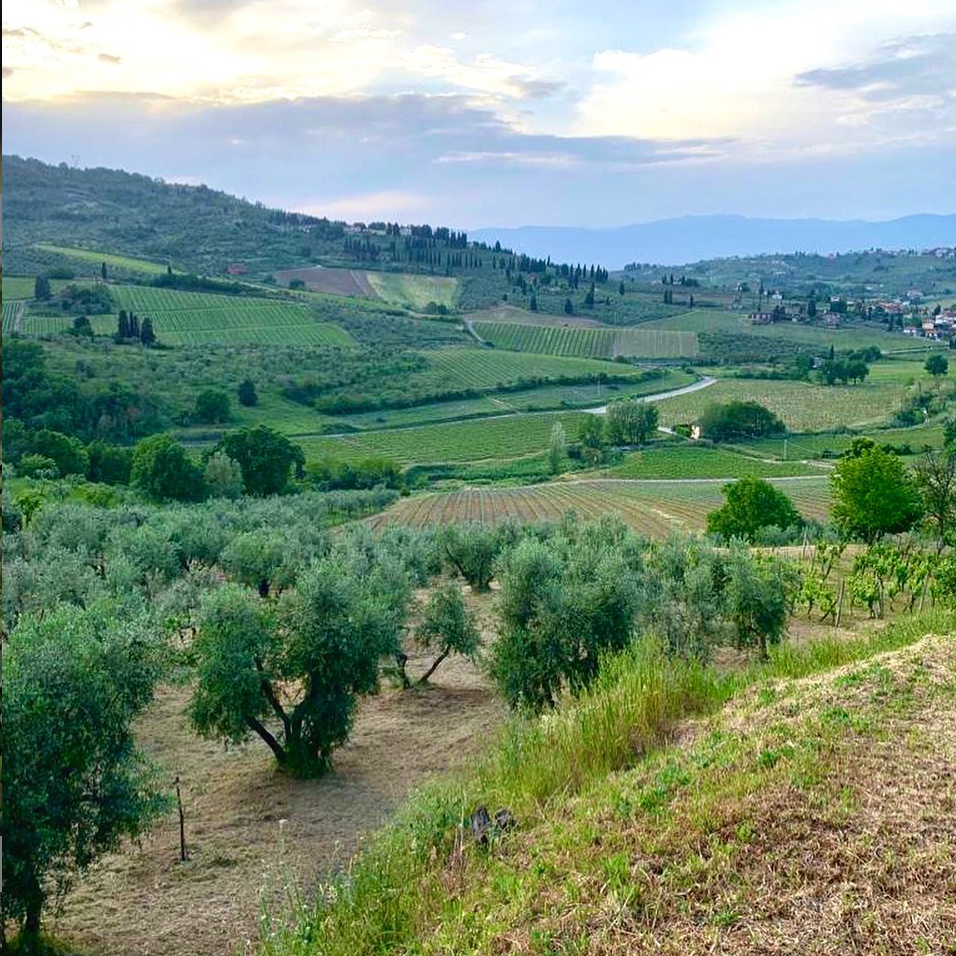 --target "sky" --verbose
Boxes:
[2,0,955,229]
